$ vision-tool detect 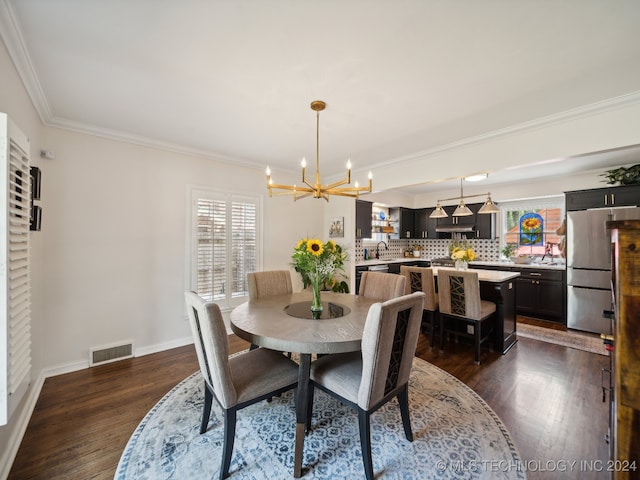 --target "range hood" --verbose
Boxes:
[435,225,475,233]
